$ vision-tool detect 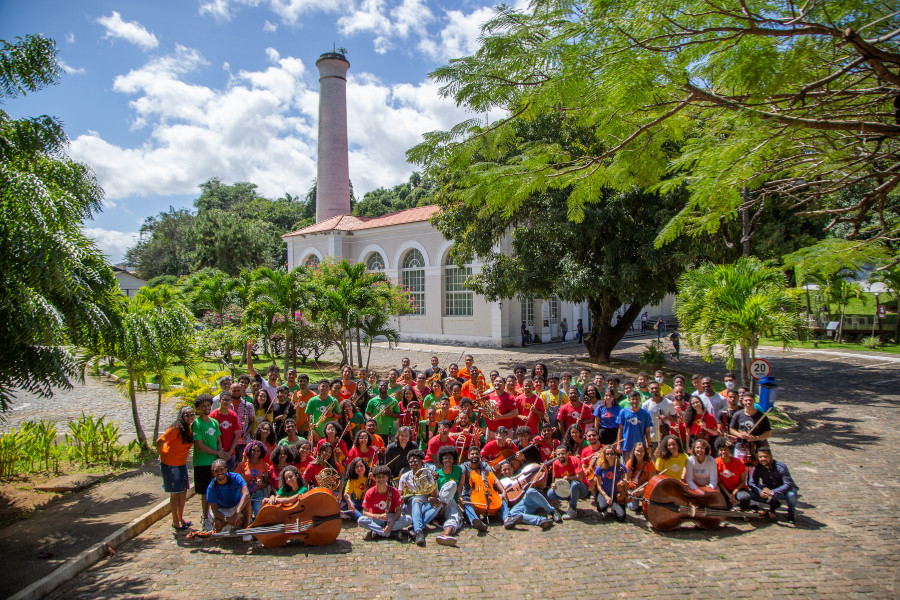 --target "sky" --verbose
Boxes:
[1,0,510,262]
